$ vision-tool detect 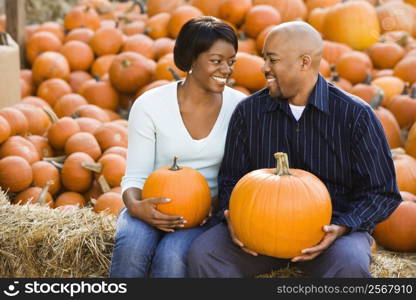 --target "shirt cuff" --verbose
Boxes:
[331,214,365,233]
